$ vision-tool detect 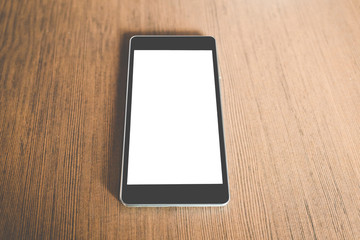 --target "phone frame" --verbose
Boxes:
[120,36,229,206]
